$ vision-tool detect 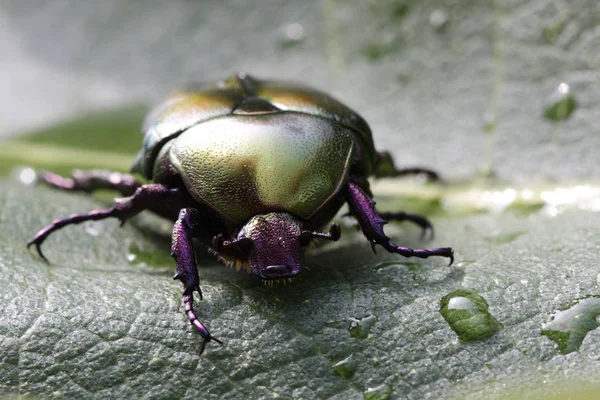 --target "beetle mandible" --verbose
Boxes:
[29,73,453,353]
